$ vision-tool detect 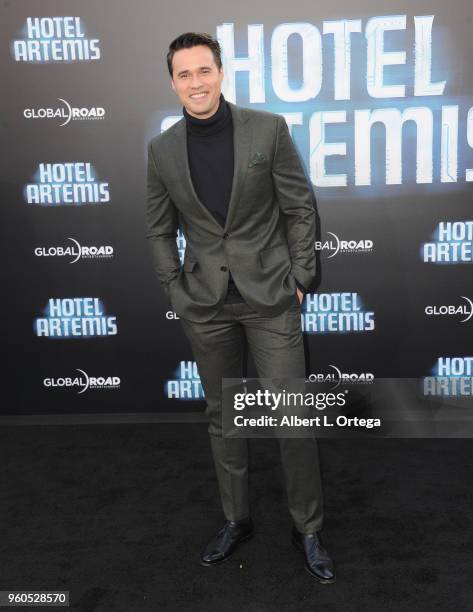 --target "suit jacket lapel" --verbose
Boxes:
[172,101,252,233]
